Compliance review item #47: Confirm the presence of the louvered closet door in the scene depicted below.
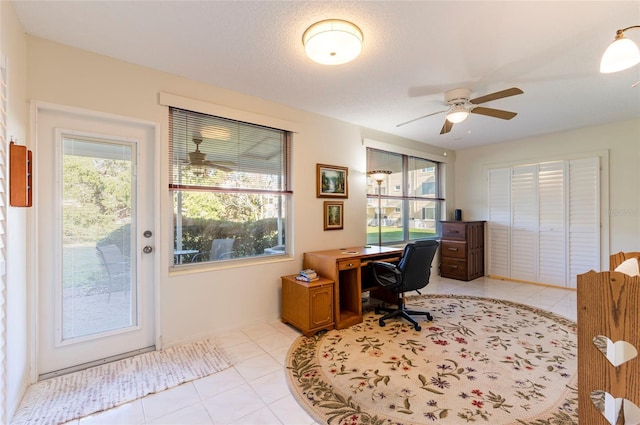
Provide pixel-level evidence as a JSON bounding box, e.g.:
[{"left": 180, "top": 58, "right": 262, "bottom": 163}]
[
  {"left": 510, "top": 165, "right": 538, "bottom": 282},
  {"left": 538, "top": 162, "right": 567, "bottom": 285},
  {"left": 488, "top": 168, "right": 511, "bottom": 277},
  {"left": 568, "top": 157, "right": 600, "bottom": 288}
]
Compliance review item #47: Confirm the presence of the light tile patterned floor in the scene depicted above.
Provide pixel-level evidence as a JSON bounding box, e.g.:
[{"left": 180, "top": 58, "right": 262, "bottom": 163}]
[{"left": 64, "top": 275, "right": 576, "bottom": 425}]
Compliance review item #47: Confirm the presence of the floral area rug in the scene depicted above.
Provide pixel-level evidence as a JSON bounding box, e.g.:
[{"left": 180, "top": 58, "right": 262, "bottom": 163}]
[{"left": 285, "top": 295, "right": 578, "bottom": 424}]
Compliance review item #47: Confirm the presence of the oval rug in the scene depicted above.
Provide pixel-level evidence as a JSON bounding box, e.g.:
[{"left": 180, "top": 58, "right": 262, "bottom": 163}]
[{"left": 285, "top": 295, "right": 578, "bottom": 424}]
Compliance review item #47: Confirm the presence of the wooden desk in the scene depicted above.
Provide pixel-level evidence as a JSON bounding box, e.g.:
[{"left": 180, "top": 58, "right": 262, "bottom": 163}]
[{"left": 303, "top": 246, "right": 403, "bottom": 329}]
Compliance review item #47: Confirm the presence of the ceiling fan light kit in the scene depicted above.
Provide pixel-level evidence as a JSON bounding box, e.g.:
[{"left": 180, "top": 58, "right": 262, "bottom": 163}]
[
  {"left": 446, "top": 105, "right": 470, "bottom": 124},
  {"left": 397, "top": 87, "right": 523, "bottom": 135},
  {"left": 600, "top": 26, "right": 640, "bottom": 73},
  {"left": 303, "top": 19, "right": 363, "bottom": 65}
]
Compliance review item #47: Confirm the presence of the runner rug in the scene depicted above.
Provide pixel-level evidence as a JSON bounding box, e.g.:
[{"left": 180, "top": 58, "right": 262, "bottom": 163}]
[
  {"left": 11, "top": 338, "right": 232, "bottom": 425},
  {"left": 285, "top": 295, "right": 578, "bottom": 424}
]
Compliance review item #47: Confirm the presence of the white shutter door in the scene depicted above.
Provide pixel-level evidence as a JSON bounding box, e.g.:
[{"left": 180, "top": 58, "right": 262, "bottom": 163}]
[
  {"left": 568, "top": 157, "right": 600, "bottom": 288},
  {"left": 538, "top": 161, "right": 567, "bottom": 285},
  {"left": 488, "top": 168, "right": 510, "bottom": 277},
  {"left": 511, "top": 165, "right": 538, "bottom": 282}
]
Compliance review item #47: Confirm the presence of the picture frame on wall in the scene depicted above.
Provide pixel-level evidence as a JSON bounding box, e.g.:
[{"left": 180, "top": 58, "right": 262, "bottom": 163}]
[
  {"left": 323, "top": 201, "right": 344, "bottom": 230},
  {"left": 316, "top": 164, "right": 348, "bottom": 198}
]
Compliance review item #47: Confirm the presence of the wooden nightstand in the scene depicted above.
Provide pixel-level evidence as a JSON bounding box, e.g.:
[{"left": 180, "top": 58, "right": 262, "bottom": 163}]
[{"left": 281, "top": 275, "right": 334, "bottom": 336}]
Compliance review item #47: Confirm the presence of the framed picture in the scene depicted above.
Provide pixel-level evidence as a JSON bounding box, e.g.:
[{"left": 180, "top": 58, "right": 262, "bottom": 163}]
[
  {"left": 323, "top": 201, "right": 344, "bottom": 230},
  {"left": 317, "top": 164, "right": 348, "bottom": 198}
]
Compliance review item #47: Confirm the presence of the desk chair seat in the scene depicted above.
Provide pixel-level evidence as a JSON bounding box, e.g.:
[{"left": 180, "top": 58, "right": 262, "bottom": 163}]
[{"left": 368, "top": 240, "right": 439, "bottom": 331}]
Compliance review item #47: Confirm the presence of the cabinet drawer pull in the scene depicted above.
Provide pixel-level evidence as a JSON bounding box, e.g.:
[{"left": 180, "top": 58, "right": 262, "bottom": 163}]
[
  {"left": 448, "top": 265, "right": 459, "bottom": 270},
  {"left": 447, "top": 247, "right": 459, "bottom": 251},
  {"left": 347, "top": 263, "right": 353, "bottom": 267}
]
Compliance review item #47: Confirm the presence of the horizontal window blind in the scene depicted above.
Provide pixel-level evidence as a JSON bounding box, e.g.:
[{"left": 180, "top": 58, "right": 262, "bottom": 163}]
[
  {"left": 169, "top": 107, "right": 291, "bottom": 193},
  {"left": 367, "top": 148, "right": 444, "bottom": 200}
]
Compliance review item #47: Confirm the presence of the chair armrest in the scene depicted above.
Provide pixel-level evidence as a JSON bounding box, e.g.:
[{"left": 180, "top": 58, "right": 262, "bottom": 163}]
[
  {"left": 369, "top": 261, "right": 398, "bottom": 273},
  {"left": 368, "top": 261, "right": 402, "bottom": 289}
]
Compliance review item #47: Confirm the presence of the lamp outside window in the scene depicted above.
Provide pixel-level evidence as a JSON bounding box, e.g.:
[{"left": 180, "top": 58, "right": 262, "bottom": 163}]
[
  {"left": 303, "top": 19, "right": 363, "bottom": 65},
  {"left": 600, "top": 26, "right": 640, "bottom": 73},
  {"left": 368, "top": 170, "right": 392, "bottom": 248}
]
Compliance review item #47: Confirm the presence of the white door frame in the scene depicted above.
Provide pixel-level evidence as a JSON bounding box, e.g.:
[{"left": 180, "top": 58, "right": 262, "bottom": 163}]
[{"left": 28, "top": 101, "right": 162, "bottom": 382}]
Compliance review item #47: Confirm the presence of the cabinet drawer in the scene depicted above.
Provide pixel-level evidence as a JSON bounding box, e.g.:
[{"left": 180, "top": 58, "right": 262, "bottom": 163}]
[
  {"left": 442, "top": 222, "right": 467, "bottom": 240},
  {"left": 338, "top": 259, "right": 361, "bottom": 270},
  {"left": 440, "top": 258, "right": 468, "bottom": 280},
  {"left": 441, "top": 241, "right": 467, "bottom": 259}
]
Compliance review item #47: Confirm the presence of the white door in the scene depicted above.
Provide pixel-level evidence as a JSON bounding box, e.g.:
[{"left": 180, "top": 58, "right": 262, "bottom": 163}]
[
  {"left": 510, "top": 165, "right": 538, "bottom": 282},
  {"left": 568, "top": 157, "right": 600, "bottom": 288},
  {"left": 35, "top": 104, "right": 157, "bottom": 377},
  {"left": 487, "top": 167, "right": 511, "bottom": 278},
  {"left": 538, "top": 161, "right": 567, "bottom": 286}
]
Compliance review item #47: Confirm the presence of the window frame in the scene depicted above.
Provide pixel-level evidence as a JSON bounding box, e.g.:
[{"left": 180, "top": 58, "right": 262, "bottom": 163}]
[
  {"left": 162, "top": 95, "right": 296, "bottom": 268},
  {"left": 366, "top": 148, "right": 444, "bottom": 246}
]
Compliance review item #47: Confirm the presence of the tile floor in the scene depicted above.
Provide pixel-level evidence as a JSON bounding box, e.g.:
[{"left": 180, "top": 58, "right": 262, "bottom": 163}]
[{"left": 63, "top": 275, "right": 577, "bottom": 425}]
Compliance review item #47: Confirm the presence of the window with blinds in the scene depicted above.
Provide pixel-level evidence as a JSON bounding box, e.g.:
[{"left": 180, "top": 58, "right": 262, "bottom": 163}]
[
  {"left": 366, "top": 148, "right": 443, "bottom": 245},
  {"left": 169, "top": 107, "right": 292, "bottom": 265}
]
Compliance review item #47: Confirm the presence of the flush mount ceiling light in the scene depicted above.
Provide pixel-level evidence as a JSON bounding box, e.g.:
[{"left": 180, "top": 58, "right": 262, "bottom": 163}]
[
  {"left": 446, "top": 104, "right": 470, "bottom": 124},
  {"left": 600, "top": 25, "right": 640, "bottom": 73},
  {"left": 303, "top": 19, "right": 363, "bottom": 65}
]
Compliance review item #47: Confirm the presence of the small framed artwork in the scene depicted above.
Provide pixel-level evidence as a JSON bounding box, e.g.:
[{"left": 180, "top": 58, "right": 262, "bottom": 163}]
[
  {"left": 317, "top": 164, "right": 348, "bottom": 198},
  {"left": 323, "top": 201, "right": 344, "bottom": 231}
]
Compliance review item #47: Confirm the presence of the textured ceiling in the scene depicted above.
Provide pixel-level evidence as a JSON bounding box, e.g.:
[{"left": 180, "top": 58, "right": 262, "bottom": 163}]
[{"left": 12, "top": 1, "right": 640, "bottom": 150}]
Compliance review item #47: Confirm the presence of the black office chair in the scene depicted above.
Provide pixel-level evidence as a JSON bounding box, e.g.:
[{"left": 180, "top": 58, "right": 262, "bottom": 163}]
[{"left": 368, "top": 239, "right": 439, "bottom": 331}]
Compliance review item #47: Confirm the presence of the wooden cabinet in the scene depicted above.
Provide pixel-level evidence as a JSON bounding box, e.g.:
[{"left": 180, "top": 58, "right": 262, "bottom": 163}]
[
  {"left": 281, "top": 275, "right": 334, "bottom": 336},
  {"left": 440, "top": 221, "right": 485, "bottom": 281},
  {"left": 10, "top": 142, "right": 33, "bottom": 207}
]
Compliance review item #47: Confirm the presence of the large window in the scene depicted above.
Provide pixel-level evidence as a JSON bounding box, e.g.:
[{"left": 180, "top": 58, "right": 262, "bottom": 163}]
[
  {"left": 366, "top": 148, "right": 442, "bottom": 245},
  {"left": 169, "top": 107, "right": 291, "bottom": 265}
]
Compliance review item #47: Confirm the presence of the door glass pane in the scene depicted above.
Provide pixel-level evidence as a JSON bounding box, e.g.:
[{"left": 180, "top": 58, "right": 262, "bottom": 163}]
[{"left": 61, "top": 137, "right": 136, "bottom": 341}]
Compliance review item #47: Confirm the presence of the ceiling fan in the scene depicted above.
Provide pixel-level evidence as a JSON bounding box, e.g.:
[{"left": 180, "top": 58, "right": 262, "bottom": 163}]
[
  {"left": 185, "top": 138, "right": 235, "bottom": 173},
  {"left": 397, "top": 87, "right": 524, "bottom": 135}
]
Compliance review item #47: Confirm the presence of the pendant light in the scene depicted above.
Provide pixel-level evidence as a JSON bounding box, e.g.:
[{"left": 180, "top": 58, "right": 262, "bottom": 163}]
[{"left": 600, "top": 26, "right": 640, "bottom": 73}]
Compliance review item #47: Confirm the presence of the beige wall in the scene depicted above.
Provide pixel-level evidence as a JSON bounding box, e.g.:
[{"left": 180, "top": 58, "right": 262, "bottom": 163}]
[
  {"left": 454, "top": 118, "right": 640, "bottom": 269},
  {"left": 2, "top": 1, "right": 29, "bottom": 420},
  {"left": 25, "top": 37, "right": 453, "bottom": 350}
]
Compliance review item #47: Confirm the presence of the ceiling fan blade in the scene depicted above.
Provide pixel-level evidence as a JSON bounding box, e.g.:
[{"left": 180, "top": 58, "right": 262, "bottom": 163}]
[
  {"left": 207, "top": 160, "right": 236, "bottom": 167},
  {"left": 206, "top": 163, "right": 234, "bottom": 173},
  {"left": 471, "top": 106, "right": 517, "bottom": 120},
  {"left": 396, "top": 109, "right": 448, "bottom": 128},
  {"left": 470, "top": 87, "right": 523, "bottom": 105},
  {"left": 440, "top": 119, "right": 454, "bottom": 135}
]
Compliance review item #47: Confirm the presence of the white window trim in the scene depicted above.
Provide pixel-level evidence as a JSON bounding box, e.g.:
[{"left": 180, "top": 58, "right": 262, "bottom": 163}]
[
  {"left": 362, "top": 138, "right": 449, "bottom": 163},
  {"left": 159, "top": 92, "right": 300, "bottom": 134}
]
